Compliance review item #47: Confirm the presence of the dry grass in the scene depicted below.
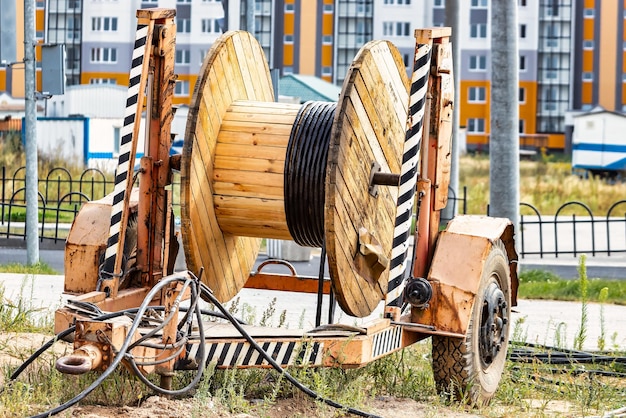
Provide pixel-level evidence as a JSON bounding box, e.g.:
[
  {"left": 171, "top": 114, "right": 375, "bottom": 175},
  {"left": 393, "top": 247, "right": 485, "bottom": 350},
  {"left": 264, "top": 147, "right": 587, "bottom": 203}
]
[{"left": 459, "top": 154, "right": 626, "bottom": 215}]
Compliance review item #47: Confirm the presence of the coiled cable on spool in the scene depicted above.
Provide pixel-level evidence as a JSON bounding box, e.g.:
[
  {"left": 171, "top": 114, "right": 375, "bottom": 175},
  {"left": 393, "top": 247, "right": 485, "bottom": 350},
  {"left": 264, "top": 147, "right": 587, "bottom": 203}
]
[{"left": 284, "top": 101, "right": 336, "bottom": 247}]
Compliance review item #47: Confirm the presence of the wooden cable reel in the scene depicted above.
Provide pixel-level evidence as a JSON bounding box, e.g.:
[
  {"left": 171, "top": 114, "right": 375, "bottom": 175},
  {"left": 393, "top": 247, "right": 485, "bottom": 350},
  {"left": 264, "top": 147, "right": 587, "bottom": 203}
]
[{"left": 181, "top": 31, "right": 409, "bottom": 317}]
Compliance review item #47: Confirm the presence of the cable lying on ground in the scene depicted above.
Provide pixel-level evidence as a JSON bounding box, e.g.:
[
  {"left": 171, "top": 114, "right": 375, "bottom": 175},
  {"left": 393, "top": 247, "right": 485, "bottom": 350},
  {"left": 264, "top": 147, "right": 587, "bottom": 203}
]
[{"left": 5, "top": 271, "right": 380, "bottom": 418}]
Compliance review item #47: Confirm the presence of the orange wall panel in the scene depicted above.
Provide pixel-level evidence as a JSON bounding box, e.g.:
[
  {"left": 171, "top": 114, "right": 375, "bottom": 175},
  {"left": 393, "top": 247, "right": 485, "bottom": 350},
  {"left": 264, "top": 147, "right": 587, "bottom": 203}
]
[
  {"left": 519, "top": 81, "right": 537, "bottom": 134},
  {"left": 321, "top": 45, "right": 332, "bottom": 66},
  {"left": 582, "top": 50, "right": 594, "bottom": 71},
  {"left": 283, "top": 44, "right": 294, "bottom": 66},
  {"left": 581, "top": 82, "right": 593, "bottom": 103},
  {"left": 546, "top": 134, "right": 565, "bottom": 149},
  {"left": 284, "top": 14, "right": 294, "bottom": 34},
  {"left": 322, "top": 14, "right": 333, "bottom": 34}
]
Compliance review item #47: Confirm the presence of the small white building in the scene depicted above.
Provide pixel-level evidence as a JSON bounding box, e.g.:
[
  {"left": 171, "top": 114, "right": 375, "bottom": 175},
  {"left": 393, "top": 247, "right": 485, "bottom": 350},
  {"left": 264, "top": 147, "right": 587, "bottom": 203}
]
[
  {"left": 571, "top": 107, "right": 626, "bottom": 177},
  {"left": 40, "top": 85, "right": 189, "bottom": 170}
]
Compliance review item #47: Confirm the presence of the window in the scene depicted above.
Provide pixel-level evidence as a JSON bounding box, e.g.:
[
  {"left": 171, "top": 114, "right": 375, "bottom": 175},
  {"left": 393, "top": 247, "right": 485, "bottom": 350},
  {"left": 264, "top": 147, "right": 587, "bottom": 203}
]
[
  {"left": 582, "top": 72, "right": 593, "bottom": 81},
  {"left": 177, "top": 18, "right": 191, "bottom": 33},
  {"left": 403, "top": 53, "right": 410, "bottom": 67},
  {"left": 285, "top": 3, "right": 294, "bottom": 12},
  {"left": 92, "top": 17, "right": 118, "bottom": 32},
  {"left": 175, "top": 80, "right": 190, "bottom": 96},
  {"left": 583, "top": 40, "right": 594, "bottom": 49},
  {"left": 622, "top": 73, "right": 626, "bottom": 82},
  {"left": 434, "top": 0, "right": 445, "bottom": 6},
  {"left": 176, "top": 49, "right": 190, "bottom": 64},
  {"left": 90, "top": 78, "right": 116, "bottom": 84},
  {"left": 519, "top": 119, "right": 525, "bottom": 133},
  {"left": 518, "top": 0, "right": 526, "bottom": 6},
  {"left": 396, "top": 22, "right": 410, "bottom": 36},
  {"left": 322, "top": 66, "right": 332, "bottom": 76},
  {"left": 470, "top": 23, "right": 487, "bottom": 38},
  {"left": 467, "top": 118, "right": 485, "bottom": 133},
  {"left": 284, "top": 34, "right": 294, "bottom": 43},
  {"left": 584, "top": 8, "right": 594, "bottom": 18},
  {"left": 471, "top": 0, "right": 487, "bottom": 8},
  {"left": 283, "top": 66, "right": 293, "bottom": 75},
  {"left": 90, "top": 47, "right": 117, "bottom": 63},
  {"left": 323, "top": 4, "right": 333, "bottom": 13},
  {"left": 519, "top": 24, "right": 526, "bottom": 38},
  {"left": 383, "top": 22, "right": 393, "bottom": 36},
  {"left": 469, "top": 55, "right": 487, "bottom": 71},
  {"left": 546, "top": 3, "right": 559, "bottom": 16},
  {"left": 201, "top": 19, "right": 219, "bottom": 33},
  {"left": 519, "top": 87, "right": 526, "bottom": 103},
  {"left": 322, "top": 35, "right": 333, "bottom": 44},
  {"left": 468, "top": 86, "right": 486, "bottom": 102},
  {"left": 177, "top": 0, "right": 191, "bottom": 3},
  {"left": 519, "top": 55, "right": 526, "bottom": 71}
]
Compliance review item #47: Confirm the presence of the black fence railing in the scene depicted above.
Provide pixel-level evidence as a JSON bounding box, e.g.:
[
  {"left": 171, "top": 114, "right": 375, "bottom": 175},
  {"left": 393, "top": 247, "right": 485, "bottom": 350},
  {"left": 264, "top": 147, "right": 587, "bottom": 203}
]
[
  {"left": 2, "top": 165, "right": 626, "bottom": 258},
  {"left": 518, "top": 200, "right": 626, "bottom": 258}
]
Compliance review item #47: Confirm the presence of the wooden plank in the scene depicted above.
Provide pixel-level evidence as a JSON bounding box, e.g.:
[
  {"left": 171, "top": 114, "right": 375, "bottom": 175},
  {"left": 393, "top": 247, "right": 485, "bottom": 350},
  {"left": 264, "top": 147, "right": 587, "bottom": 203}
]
[
  {"left": 231, "top": 33, "right": 258, "bottom": 100},
  {"left": 213, "top": 181, "right": 283, "bottom": 199},
  {"left": 219, "top": 224, "right": 292, "bottom": 240},
  {"left": 215, "top": 143, "right": 286, "bottom": 161},
  {"left": 354, "top": 66, "right": 405, "bottom": 174},
  {"left": 217, "top": 129, "right": 293, "bottom": 147},
  {"left": 213, "top": 169, "right": 283, "bottom": 189},
  {"left": 224, "top": 103, "right": 300, "bottom": 123},
  {"left": 214, "top": 155, "right": 285, "bottom": 175}
]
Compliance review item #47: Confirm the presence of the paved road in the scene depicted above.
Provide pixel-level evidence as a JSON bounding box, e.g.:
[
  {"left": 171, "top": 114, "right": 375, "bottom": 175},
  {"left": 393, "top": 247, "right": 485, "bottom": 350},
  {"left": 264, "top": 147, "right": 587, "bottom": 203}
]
[
  {"left": 0, "top": 272, "right": 624, "bottom": 351},
  {"left": 1, "top": 239, "right": 626, "bottom": 351},
  {"left": 1, "top": 244, "right": 626, "bottom": 280}
]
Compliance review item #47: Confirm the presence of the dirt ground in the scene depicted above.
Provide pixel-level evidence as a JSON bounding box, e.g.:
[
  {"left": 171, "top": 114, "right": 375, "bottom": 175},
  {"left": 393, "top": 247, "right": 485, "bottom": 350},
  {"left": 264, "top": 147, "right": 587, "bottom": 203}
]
[
  {"left": 1, "top": 333, "right": 578, "bottom": 418},
  {"left": 66, "top": 396, "right": 485, "bottom": 418}
]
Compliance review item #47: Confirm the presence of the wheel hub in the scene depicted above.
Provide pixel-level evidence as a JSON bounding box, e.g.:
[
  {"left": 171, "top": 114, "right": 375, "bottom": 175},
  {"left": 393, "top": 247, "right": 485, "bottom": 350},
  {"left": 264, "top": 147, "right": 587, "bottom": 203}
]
[{"left": 479, "top": 281, "right": 508, "bottom": 367}]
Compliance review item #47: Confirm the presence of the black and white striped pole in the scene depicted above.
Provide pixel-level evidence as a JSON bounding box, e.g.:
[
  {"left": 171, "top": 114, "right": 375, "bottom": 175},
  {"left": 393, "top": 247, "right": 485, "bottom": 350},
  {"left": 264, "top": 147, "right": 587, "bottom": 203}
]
[
  {"left": 385, "top": 35, "right": 433, "bottom": 320},
  {"left": 99, "top": 22, "right": 153, "bottom": 296}
]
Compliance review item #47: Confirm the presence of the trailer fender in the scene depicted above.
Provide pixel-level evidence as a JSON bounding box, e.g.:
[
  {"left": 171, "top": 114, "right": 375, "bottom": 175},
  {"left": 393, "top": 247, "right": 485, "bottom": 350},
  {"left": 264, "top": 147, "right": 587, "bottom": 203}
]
[{"left": 411, "top": 215, "right": 518, "bottom": 336}]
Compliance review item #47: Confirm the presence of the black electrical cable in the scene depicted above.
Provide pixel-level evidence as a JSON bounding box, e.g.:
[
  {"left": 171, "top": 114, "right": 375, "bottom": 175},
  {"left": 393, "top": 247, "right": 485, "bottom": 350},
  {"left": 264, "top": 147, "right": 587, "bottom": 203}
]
[
  {"left": 6, "top": 305, "right": 246, "bottom": 385},
  {"left": 197, "top": 279, "right": 382, "bottom": 418},
  {"left": 125, "top": 281, "right": 207, "bottom": 396},
  {"left": 14, "top": 274, "right": 200, "bottom": 418},
  {"left": 11, "top": 272, "right": 380, "bottom": 417},
  {"left": 508, "top": 342, "right": 626, "bottom": 378},
  {"left": 284, "top": 100, "right": 336, "bottom": 247}
]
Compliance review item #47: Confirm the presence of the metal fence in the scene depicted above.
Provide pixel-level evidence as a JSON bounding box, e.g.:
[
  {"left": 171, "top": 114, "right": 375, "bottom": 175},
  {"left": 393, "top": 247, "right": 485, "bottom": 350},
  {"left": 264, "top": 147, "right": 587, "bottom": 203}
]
[
  {"left": 2, "top": 165, "right": 626, "bottom": 258},
  {"left": 518, "top": 201, "right": 626, "bottom": 258},
  {"left": 0, "top": 166, "right": 114, "bottom": 243}
]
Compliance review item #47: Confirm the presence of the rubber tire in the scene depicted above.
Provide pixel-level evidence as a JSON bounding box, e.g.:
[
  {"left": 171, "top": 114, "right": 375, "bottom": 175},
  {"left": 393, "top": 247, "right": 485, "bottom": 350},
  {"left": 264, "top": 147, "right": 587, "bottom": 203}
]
[{"left": 431, "top": 240, "right": 511, "bottom": 405}]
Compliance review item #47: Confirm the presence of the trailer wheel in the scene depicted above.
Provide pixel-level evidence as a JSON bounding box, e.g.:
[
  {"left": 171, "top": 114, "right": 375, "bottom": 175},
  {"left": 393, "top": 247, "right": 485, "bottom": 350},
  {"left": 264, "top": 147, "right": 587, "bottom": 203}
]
[{"left": 431, "top": 240, "right": 511, "bottom": 405}]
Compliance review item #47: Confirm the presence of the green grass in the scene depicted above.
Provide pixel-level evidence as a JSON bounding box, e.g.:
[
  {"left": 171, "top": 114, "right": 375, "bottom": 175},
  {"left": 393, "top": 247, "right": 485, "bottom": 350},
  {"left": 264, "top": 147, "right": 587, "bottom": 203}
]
[
  {"left": 0, "top": 262, "right": 58, "bottom": 275},
  {"left": 5, "top": 207, "right": 78, "bottom": 223},
  {"left": 518, "top": 269, "right": 626, "bottom": 305}
]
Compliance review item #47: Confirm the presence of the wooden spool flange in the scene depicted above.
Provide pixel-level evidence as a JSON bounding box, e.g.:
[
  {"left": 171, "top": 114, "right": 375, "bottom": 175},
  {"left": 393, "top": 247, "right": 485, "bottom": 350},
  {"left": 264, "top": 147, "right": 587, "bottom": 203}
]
[{"left": 181, "top": 31, "right": 409, "bottom": 317}]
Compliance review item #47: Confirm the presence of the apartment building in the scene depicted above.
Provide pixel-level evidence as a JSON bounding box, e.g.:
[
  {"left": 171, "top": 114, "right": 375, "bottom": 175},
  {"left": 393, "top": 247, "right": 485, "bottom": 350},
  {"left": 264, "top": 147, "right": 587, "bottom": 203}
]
[{"left": 3, "top": 0, "right": 625, "bottom": 153}]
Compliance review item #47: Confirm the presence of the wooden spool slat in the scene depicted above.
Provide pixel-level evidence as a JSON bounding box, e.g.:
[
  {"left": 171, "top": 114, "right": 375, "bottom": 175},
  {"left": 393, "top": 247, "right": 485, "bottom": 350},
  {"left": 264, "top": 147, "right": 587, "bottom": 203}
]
[
  {"left": 325, "top": 40, "right": 410, "bottom": 317},
  {"left": 181, "top": 31, "right": 275, "bottom": 302}
]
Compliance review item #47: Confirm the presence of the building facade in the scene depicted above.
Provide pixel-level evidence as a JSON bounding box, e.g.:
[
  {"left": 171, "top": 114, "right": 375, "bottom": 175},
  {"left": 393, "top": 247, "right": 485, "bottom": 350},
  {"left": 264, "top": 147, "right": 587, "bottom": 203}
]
[{"left": 3, "top": 0, "right": 626, "bottom": 153}]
